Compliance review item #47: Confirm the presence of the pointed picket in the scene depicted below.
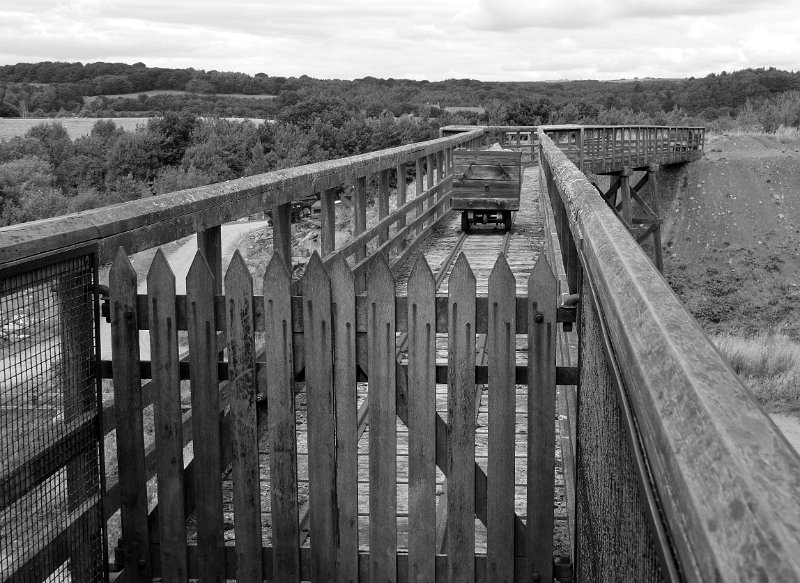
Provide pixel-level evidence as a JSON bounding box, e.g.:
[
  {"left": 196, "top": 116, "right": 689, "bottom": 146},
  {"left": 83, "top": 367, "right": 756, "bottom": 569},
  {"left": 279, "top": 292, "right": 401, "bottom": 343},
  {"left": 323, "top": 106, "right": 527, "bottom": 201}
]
[
  {"left": 367, "top": 253, "right": 397, "bottom": 583},
  {"left": 263, "top": 252, "right": 300, "bottom": 582},
  {"left": 186, "top": 251, "right": 224, "bottom": 583},
  {"left": 527, "top": 254, "right": 557, "bottom": 583},
  {"left": 224, "top": 250, "right": 262, "bottom": 582},
  {"left": 302, "top": 252, "right": 337, "bottom": 582},
  {"left": 487, "top": 253, "right": 516, "bottom": 583},
  {"left": 407, "top": 255, "right": 436, "bottom": 583},
  {"left": 109, "top": 247, "right": 151, "bottom": 582},
  {"left": 446, "top": 253, "right": 476, "bottom": 582},
  {"left": 147, "top": 249, "right": 187, "bottom": 582},
  {"left": 329, "top": 253, "right": 359, "bottom": 582}
]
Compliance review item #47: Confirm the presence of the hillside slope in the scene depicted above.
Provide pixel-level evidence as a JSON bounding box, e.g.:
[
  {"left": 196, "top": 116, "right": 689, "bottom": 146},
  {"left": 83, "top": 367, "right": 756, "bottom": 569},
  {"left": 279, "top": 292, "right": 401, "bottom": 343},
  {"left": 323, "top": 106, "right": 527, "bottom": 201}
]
[{"left": 660, "top": 133, "right": 800, "bottom": 339}]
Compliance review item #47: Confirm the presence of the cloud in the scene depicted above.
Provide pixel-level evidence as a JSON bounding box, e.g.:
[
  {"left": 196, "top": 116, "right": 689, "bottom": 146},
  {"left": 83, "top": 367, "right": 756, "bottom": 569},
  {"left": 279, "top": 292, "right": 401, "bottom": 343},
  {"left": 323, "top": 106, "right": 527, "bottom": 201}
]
[{"left": 0, "top": 0, "right": 799, "bottom": 81}]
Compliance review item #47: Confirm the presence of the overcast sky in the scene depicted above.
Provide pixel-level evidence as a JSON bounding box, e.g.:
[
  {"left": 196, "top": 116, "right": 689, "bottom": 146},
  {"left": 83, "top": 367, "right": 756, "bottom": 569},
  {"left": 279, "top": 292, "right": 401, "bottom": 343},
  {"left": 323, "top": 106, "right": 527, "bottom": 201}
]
[{"left": 1, "top": 0, "right": 797, "bottom": 82}]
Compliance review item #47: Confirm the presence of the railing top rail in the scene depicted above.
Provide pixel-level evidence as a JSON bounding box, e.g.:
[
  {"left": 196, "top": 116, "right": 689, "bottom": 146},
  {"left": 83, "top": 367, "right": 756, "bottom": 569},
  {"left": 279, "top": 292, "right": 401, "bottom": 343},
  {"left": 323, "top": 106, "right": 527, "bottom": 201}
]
[
  {"left": 442, "top": 124, "right": 706, "bottom": 132},
  {"left": 0, "top": 129, "right": 484, "bottom": 267},
  {"left": 538, "top": 129, "right": 800, "bottom": 581}
]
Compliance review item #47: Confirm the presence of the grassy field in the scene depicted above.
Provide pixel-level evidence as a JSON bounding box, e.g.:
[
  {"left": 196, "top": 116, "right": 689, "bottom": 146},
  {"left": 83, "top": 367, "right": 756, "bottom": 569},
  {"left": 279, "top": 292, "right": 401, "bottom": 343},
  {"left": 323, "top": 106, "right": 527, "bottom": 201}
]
[
  {"left": 712, "top": 332, "right": 800, "bottom": 416},
  {"left": 0, "top": 117, "right": 149, "bottom": 140},
  {"left": 0, "top": 116, "right": 270, "bottom": 140},
  {"left": 82, "top": 90, "right": 276, "bottom": 104}
]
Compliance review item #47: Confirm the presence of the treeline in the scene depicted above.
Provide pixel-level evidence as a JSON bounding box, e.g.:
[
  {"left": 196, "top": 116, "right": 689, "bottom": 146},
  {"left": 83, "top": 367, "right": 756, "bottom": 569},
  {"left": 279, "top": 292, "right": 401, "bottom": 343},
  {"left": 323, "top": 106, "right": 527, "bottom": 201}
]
[
  {"left": 1, "top": 61, "right": 799, "bottom": 123},
  {"left": 0, "top": 109, "right": 437, "bottom": 226}
]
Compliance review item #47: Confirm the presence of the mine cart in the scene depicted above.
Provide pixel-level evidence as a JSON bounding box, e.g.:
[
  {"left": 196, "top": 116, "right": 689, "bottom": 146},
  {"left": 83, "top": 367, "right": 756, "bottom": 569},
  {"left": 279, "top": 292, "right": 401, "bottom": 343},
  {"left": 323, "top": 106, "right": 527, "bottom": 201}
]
[{"left": 451, "top": 148, "right": 522, "bottom": 232}]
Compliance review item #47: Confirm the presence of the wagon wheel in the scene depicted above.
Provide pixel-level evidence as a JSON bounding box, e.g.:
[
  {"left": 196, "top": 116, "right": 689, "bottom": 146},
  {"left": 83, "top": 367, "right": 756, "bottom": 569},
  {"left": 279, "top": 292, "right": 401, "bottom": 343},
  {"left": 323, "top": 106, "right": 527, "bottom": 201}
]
[
  {"left": 461, "top": 211, "right": 471, "bottom": 233},
  {"left": 503, "top": 210, "right": 513, "bottom": 232}
]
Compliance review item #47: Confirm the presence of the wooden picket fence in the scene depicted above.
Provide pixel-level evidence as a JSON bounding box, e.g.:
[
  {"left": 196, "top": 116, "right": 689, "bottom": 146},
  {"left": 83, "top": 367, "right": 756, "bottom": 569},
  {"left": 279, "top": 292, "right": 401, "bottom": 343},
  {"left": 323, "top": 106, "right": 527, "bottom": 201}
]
[{"left": 108, "top": 246, "right": 560, "bottom": 582}]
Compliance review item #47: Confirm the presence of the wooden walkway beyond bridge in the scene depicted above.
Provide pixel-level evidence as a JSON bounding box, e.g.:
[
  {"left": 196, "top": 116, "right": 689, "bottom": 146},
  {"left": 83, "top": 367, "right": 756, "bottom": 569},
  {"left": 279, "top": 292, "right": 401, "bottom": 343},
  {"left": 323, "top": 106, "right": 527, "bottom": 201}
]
[{"left": 2, "top": 124, "right": 800, "bottom": 583}]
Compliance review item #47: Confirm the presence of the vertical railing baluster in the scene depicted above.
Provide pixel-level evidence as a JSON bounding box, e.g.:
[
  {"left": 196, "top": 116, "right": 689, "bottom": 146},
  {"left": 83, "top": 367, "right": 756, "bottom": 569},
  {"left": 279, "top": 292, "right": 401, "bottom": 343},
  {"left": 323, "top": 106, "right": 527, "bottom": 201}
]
[
  {"left": 148, "top": 250, "right": 188, "bottom": 582},
  {"left": 367, "top": 254, "right": 397, "bottom": 582},
  {"left": 187, "top": 252, "right": 224, "bottom": 583},
  {"left": 264, "top": 253, "right": 300, "bottom": 581},
  {"left": 225, "top": 251, "right": 262, "bottom": 582},
  {"left": 527, "top": 255, "right": 557, "bottom": 583},
  {"left": 109, "top": 248, "right": 152, "bottom": 583}
]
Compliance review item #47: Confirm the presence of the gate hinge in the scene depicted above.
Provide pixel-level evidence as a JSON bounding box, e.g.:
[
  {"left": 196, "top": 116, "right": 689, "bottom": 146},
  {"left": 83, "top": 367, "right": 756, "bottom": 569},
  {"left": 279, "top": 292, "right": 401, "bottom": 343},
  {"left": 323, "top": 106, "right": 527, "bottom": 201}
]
[
  {"left": 554, "top": 554, "right": 574, "bottom": 582},
  {"left": 559, "top": 294, "right": 580, "bottom": 332},
  {"left": 96, "top": 284, "right": 110, "bottom": 322}
]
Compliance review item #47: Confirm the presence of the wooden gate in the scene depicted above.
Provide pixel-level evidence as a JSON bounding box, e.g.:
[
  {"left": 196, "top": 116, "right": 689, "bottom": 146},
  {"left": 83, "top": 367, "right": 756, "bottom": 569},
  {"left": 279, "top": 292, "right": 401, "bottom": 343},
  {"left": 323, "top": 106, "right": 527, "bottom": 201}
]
[{"left": 108, "top": 247, "right": 560, "bottom": 582}]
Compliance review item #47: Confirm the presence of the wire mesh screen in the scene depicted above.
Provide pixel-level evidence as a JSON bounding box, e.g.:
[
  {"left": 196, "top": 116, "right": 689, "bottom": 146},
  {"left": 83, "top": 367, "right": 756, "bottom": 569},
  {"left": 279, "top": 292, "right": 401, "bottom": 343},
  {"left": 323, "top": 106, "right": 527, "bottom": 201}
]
[
  {"left": 1, "top": 249, "right": 105, "bottom": 583},
  {"left": 575, "top": 286, "right": 664, "bottom": 582}
]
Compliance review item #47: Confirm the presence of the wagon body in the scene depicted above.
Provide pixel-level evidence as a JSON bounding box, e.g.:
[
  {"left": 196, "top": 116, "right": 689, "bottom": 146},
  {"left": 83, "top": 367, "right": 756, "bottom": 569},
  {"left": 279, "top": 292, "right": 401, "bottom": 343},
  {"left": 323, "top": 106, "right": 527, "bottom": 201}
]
[{"left": 451, "top": 149, "right": 522, "bottom": 231}]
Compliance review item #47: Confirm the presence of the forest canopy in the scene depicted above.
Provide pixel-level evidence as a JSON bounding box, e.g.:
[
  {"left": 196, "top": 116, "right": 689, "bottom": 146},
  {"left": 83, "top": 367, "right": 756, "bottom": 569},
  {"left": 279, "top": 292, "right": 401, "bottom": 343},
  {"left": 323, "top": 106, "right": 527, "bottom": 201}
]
[{"left": 2, "top": 61, "right": 800, "bottom": 226}]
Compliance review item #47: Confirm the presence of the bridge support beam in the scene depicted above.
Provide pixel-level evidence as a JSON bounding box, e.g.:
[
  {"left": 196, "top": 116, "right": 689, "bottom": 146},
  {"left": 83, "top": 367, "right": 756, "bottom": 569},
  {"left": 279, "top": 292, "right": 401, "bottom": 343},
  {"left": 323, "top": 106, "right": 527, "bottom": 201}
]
[
  {"left": 593, "top": 165, "right": 664, "bottom": 272},
  {"left": 272, "top": 203, "right": 292, "bottom": 269}
]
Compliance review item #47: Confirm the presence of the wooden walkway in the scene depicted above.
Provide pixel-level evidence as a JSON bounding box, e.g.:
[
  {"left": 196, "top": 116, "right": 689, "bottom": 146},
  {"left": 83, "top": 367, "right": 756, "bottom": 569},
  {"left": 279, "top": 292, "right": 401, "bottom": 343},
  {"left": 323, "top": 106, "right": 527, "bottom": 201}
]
[{"left": 201, "top": 165, "right": 571, "bottom": 562}]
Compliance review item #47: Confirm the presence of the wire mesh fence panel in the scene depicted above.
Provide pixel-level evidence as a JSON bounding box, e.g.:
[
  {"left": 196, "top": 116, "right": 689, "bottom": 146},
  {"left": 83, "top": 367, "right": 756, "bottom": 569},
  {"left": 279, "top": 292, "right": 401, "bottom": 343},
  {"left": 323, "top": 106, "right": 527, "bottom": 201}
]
[{"left": 1, "top": 248, "right": 105, "bottom": 583}]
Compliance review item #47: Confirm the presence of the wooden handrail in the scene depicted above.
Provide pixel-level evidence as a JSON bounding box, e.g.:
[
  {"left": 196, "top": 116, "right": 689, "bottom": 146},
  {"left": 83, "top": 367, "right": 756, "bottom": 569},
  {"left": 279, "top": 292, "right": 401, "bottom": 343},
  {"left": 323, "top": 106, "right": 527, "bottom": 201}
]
[
  {"left": 0, "top": 129, "right": 483, "bottom": 267},
  {"left": 538, "top": 129, "right": 800, "bottom": 582}
]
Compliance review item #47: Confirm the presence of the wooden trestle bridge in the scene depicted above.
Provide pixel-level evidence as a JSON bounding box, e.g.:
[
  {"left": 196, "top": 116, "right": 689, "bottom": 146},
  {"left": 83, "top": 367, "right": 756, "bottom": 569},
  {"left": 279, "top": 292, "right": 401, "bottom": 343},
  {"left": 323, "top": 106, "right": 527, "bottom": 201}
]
[{"left": 2, "top": 124, "right": 800, "bottom": 583}]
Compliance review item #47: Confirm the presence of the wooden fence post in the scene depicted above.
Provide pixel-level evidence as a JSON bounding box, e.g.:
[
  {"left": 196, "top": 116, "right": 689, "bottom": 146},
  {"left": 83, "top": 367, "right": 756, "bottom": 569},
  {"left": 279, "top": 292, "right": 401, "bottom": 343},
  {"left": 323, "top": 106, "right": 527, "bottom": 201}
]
[
  {"left": 527, "top": 255, "right": 557, "bottom": 583},
  {"left": 303, "top": 253, "right": 338, "bottom": 582},
  {"left": 620, "top": 167, "right": 632, "bottom": 226},
  {"left": 447, "top": 253, "right": 476, "bottom": 582},
  {"left": 488, "top": 254, "right": 516, "bottom": 582},
  {"left": 147, "top": 250, "right": 188, "bottom": 582},
  {"left": 320, "top": 188, "right": 337, "bottom": 257},
  {"left": 224, "top": 251, "right": 262, "bottom": 582},
  {"left": 396, "top": 163, "right": 407, "bottom": 237},
  {"left": 186, "top": 252, "right": 224, "bottom": 583},
  {"left": 407, "top": 256, "right": 436, "bottom": 582},
  {"left": 263, "top": 253, "right": 301, "bottom": 581},
  {"left": 367, "top": 255, "right": 397, "bottom": 582},
  {"left": 272, "top": 203, "right": 292, "bottom": 270},
  {"left": 416, "top": 157, "right": 425, "bottom": 236},
  {"left": 109, "top": 248, "right": 151, "bottom": 582},
  {"left": 354, "top": 176, "right": 368, "bottom": 292},
  {"left": 329, "top": 254, "right": 359, "bottom": 581},
  {"left": 197, "top": 225, "right": 222, "bottom": 294},
  {"left": 379, "top": 169, "right": 390, "bottom": 245}
]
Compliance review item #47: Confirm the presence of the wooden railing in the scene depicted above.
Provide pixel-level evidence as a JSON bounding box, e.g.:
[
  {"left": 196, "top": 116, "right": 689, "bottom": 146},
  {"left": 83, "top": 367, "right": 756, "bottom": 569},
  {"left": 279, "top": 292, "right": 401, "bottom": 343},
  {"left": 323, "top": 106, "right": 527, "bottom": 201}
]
[
  {"left": 441, "top": 124, "right": 705, "bottom": 173},
  {"left": 0, "top": 129, "right": 481, "bottom": 583},
  {"left": 0, "top": 129, "right": 484, "bottom": 270},
  {"left": 538, "top": 128, "right": 800, "bottom": 582},
  {"left": 542, "top": 124, "right": 704, "bottom": 172}
]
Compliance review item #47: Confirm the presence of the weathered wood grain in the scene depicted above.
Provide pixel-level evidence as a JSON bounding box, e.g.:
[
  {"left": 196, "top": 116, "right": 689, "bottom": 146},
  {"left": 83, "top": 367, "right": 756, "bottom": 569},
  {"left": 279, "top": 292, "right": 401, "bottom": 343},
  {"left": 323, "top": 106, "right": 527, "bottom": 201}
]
[
  {"left": 320, "top": 188, "right": 337, "bottom": 257},
  {"left": 264, "top": 253, "right": 300, "bottom": 582},
  {"left": 367, "top": 254, "right": 397, "bottom": 582},
  {"left": 539, "top": 130, "right": 800, "bottom": 582},
  {"left": 224, "top": 250, "right": 262, "bottom": 582},
  {"left": 487, "top": 254, "right": 516, "bottom": 583},
  {"left": 109, "top": 247, "right": 151, "bottom": 582},
  {"left": 447, "top": 253, "right": 476, "bottom": 582},
  {"left": 329, "top": 253, "right": 359, "bottom": 582},
  {"left": 526, "top": 254, "right": 557, "bottom": 583},
  {"left": 147, "top": 249, "right": 188, "bottom": 582},
  {"left": 272, "top": 203, "right": 292, "bottom": 269},
  {"left": 186, "top": 252, "right": 224, "bottom": 583},
  {"left": 379, "top": 169, "right": 390, "bottom": 245},
  {"left": 196, "top": 225, "right": 222, "bottom": 294},
  {"left": 407, "top": 256, "right": 436, "bottom": 582},
  {"left": 302, "top": 253, "right": 338, "bottom": 582}
]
